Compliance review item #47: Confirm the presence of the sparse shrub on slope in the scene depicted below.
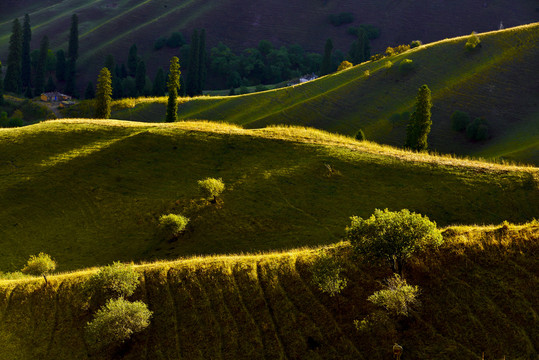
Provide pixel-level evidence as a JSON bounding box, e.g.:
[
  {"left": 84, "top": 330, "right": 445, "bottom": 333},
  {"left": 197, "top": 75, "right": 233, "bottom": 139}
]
[
  {"left": 347, "top": 209, "right": 443, "bottom": 275},
  {"left": 86, "top": 298, "right": 152, "bottom": 352},
  {"left": 311, "top": 250, "right": 347, "bottom": 297},
  {"left": 398, "top": 59, "right": 415, "bottom": 75},
  {"left": 368, "top": 274, "right": 420, "bottom": 317},
  {"left": 465, "top": 31, "right": 481, "bottom": 51},
  {"left": 21, "top": 252, "right": 56, "bottom": 285},
  {"left": 85, "top": 262, "right": 140, "bottom": 300},
  {"left": 337, "top": 60, "right": 353, "bottom": 71},
  {"left": 159, "top": 214, "right": 189, "bottom": 239},
  {"left": 451, "top": 110, "right": 471, "bottom": 132},
  {"left": 198, "top": 177, "right": 225, "bottom": 203}
]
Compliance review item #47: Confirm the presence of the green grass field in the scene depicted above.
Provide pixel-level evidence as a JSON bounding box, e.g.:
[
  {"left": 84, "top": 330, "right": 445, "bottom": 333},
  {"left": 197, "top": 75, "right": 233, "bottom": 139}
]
[
  {"left": 66, "top": 24, "right": 539, "bottom": 165},
  {"left": 0, "top": 224, "right": 537, "bottom": 359},
  {"left": 0, "top": 119, "right": 537, "bottom": 273}
]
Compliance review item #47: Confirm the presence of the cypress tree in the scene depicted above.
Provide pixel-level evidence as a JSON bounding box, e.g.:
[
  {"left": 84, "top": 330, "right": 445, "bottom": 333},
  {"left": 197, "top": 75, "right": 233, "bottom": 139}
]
[
  {"left": 104, "top": 54, "right": 114, "bottom": 73},
  {"left": 0, "top": 61, "right": 4, "bottom": 105},
  {"left": 24, "top": 85, "right": 33, "bottom": 98},
  {"left": 64, "top": 58, "right": 77, "bottom": 96},
  {"left": 68, "top": 14, "right": 79, "bottom": 61},
  {"left": 34, "top": 36, "right": 49, "bottom": 96},
  {"left": 55, "top": 49, "right": 66, "bottom": 82},
  {"left": 135, "top": 60, "right": 146, "bottom": 96},
  {"left": 120, "top": 63, "right": 127, "bottom": 79},
  {"left": 127, "top": 44, "right": 138, "bottom": 76},
  {"left": 320, "top": 38, "right": 333, "bottom": 76},
  {"left": 349, "top": 28, "right": 370, "bottom": 64},
  {"left": 45, "top": 76, "right": 55, "bottom": 92},
  {"left": 405, "top": 84, "right": 432, "bottom": 151},
  {"left": 165, "top": 56, "right": 181, "bottom": 122},
  {"left": 112, "top": 76, "right": 123, "bottom": 99},
  {"left": 4, "top": 19, "right": 23, "bottom": 94},
  {"left": 95, "top": 68, "right": 112, "bottom": 119},
  {"left": 197, "top": 29, "right": 206, "bottom": 95},
  {"left": 186, "top": 30, "right": 199, "bottom": 96},
  {"left": 152, "top": 67, "right": 166, "bottom": 96},
  {"left": 179, "top": 75, "right": 186, "bottom": 97},
  {"left": 21, "top": 14, "right": 32, "bottom": 90},
  {"left": 84, "top": 81, "right": 95, "bottom": 99}
]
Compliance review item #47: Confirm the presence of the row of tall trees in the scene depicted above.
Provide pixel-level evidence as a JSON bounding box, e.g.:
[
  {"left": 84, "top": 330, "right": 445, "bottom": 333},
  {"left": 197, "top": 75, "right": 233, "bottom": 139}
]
[{"left": 2, "top": 14, "right": 78, "bottom": 97}]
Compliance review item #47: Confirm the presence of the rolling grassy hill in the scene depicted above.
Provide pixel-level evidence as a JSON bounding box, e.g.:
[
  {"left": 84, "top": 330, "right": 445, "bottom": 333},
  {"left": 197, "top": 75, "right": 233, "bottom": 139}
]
[
  {"left": 0, "top": 0, "right": 537, "bottom": 94},
  {"left": 0, "top": 119, "right": 537, "bottom": 273},
  {"left": 96, "top": 24, "right": 539, "bottom": 165},
  {"left": 0, "top": 224, "right": 537, "bottom": 359}
]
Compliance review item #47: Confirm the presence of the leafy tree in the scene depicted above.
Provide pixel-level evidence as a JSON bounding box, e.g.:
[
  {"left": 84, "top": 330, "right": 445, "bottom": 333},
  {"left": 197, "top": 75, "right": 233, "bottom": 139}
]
[
  {"left": 4, "top": 18, "right": 23, "bottom": 94},
  {"left": 166, "top": 32, "right": 185, "bottom": 48},
  {"left": 186, "top": 30, "right": 200, "bottom": 96},
  {"left": 127, "top": 44, "right": 138, "bottom": 76},
  {"left": 21, "top": 252, "right": 57, "bottom": 285},
  {"left": 154, "top": 37, "right": 167, "bottom": 50},
  {"left": 152, "top": 67, "right": 166, "bottom": 96},
  {"left": 45, "top": 76, "right": 55, "bottom": 92},
  {"left": 84, "top": 81, "right": 95, "bottom": 99},
  {"left": 198, "top": 177, "right": 225, "bottom": 203},
  {"left": 349, "top": 28, "right": 370, "bottom": 64},
  {"left": 86, "top": 262, "right": 140, "bottom": 299},
  {"left": 398, "top": 58, "right": 414, "bottom": 75},
  {"left": 34, "top": 36, "right": 49, "bottom": 96},
  {"left": 55, "top": 49, "right": 66, "bottom": 82},
  {"left": 0, "top": 61, "right": 4, "bottom": 105},
  {"left": 165, "top": 56, "right": 181, "bottom": 122},
  {"left": 337, "top": 60, "right": 353, "bottom": 71},
  {"left": 466, "top": 117, "right": 489, "bottom": 141},
  {"left": 320, "top": 38, "right": 333, "bottom": 76},
  {"left": 85, "top": 298, "right": 152, "bottom": 351},
  {"left": 405, "top": 84, "right": 432, "bottom": 151},
  {"left": 465, "top": 31, "right": 481, "bottom": 51},
  {"left": 158, "top": 214, "right": 190, "bottom": 239},
  {"left": 346, "top": 208, "right": 443, "bottom": 275},
  {"left": 68, "top": 14, "right": 79, "bottom": 61},
  {"left": 410, "top": 40, "right": 422, "bottom": 48},
  {"left": 135, "top": 60, "right": 146, "bottom": 96},
  {"left": 21, "top": 14, "right": 32, "bottom": 90},
  {"left": 368, "top": 274, "right": 420, "bottom": 317},
  {"left": 311, "top": 251, "right": 347, "bottom": 297},
  {"left": 451, "top": 110, "right": 470, "bottom": 132},
  {"left": 355, "top": 129, "right": 366, "bottom": 141},
  {"left": 95, "top": 68, "right": 112, "bottom": 118}
]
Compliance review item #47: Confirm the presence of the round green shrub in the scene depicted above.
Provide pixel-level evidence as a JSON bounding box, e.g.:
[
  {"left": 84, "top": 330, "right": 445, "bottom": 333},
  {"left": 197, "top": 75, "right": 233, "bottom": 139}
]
[
  {"left": 347, "top": 209, "right": 443, "bottom": 274},
  {"left": 198, "top": 177, "right": 225, "bottom": 202},
  {"left": 410, "top": 40, "right": 422, "bottom": 48},
  {"left": 158, "top": 213, "right": 189, "bottom": 237},
  {"left": 86, "top": 298, "right": 152, "bottom": 351},
  {"left": 398, "top": 59, "right": 415, "bottom": 75},
  {"left": 86, "top": 262, "right": 140, "bottom": 299},
  {"left": 466, "top": 117, "right": 489, "bottom": 141},
  {"left": 153, "top": 37, "right": 167, "bottom": 50},
  {"left": 465, "top": 32, "right": 481, "bottom": 51},
  {"left": 451, "top": 110, "right": 470, "bottom": 132}
]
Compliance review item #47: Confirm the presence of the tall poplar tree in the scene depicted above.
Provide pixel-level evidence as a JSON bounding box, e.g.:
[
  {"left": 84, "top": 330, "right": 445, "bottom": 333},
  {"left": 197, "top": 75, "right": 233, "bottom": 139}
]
[
  {"left": 34, "top": 36, "right": 49, "bottom": 95},
  {"left": 55, "top": 49, "right": 66, "bottom": 82},
  {"left": 0, "top": 61, "right": 4, "bottom": 105},
  {"left": 152, "top": 67, "right": 165, "bottom": 96},
  {"left": 4, "top": 18, "right": 23, "bottom": 94},
  {"left": 197, "top": 29, "right": 206, "bottom": 95},
  {"left": 186, "top": 30, "right": 199, "bottom": 97},
  {"left": 127, "top": 44, "right": 138, "bottom": 76},
  {"left": 135, "top": 60, "right": 146, "bottom": 96},
  {"left": 64, "top": 59, "right": 77, "bottom": 96},
  {"left": 95, "top": 68, "right": 112, "bottom": 119},
  {"left": 21, "top": 14, "right": 32, "bottom": 90},
  {"left": 65, "top": 14, "right": 78, "bottom": 96},
  {"left": 320, "top": 38, "right": 333, "bottom": 76},
  {"left": 405, "top": 84, "right": 433, "bottom": 151},
  {"left": 165, "top": 57, "right": 181, "bottom": 123}
]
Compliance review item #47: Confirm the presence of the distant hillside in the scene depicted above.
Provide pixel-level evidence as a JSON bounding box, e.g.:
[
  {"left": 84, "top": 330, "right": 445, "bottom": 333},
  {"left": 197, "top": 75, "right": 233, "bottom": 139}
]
[
  {"left": 0, "top": 119, "right": 537, "bottom": 272},
  {"left": 0, "top": 0, "right": 537, "bottom": 93},
  {"left": 102, "top": 24, "right": 539, "bottom": 165},
  {"left": 0, "top": 224, "right": 537, "bottom": 359}
]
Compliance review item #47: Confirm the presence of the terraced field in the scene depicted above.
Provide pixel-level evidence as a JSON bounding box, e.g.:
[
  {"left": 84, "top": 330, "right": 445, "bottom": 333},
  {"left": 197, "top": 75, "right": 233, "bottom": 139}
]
[{"left": 1, "top": 225, "right": 537, "bottom": 359}]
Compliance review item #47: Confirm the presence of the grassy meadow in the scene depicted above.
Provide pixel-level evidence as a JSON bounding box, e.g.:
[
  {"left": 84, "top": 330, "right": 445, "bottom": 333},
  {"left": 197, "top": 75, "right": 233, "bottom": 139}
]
[
  {"left": 67, "top": 24, "right": 539, "bottom": 165},
  {"left": 0, "top": 224, "right": 537, "bottom": 359}
]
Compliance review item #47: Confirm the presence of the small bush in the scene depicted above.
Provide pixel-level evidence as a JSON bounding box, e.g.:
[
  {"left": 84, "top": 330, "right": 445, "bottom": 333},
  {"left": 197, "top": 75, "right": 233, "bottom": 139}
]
[
  {"left": 466, "top": 117, "right": 489, "bottom": 141},
  {"left": 86, "top": 298, "right": 152, "bottom": 351},
  {"left": 355, "top": 129, "right": 366, "bottom": 141},
  {"left": 398, "top": 59, "right": 414, "bottom": 75},
  {"left": 311, "top": 251, "right": 347, "bottom": 297},
  {"left": 86, "top": 262, "right": 140, "bottom": 299},
  {"left": 347, "top": 209, "right": 443, "bottom": 274},
  {"left": 410, "top": 40, "right": 422, "bottom": 48},
  {"left": 159, "top": 214, "right": 189, "bottom": 238},
  {"left": 368, "top": 274, "right": 420, "bottom": 317},
  {"left": 21, "top": 252, "right": 56, "bottom": 284},
  {"left": 153, "top": 37, "right": 167, "bottom": 50},
  {"left": 198, "top": 177, "right": 225, "bottom": 202},
  {"left": 465, "top": 31, "right": 481, "bottom": 51},
  {"left": 384, "top": 60, "right": 393, "bottom": 69},
  {"left": 329, "top": 12, "right": 354, "bottom": 26},
  {"left": 337, "top": 60, "right": 353, "bottom": 71},
  {"left": 451, "top": 110, "right": 471, "bottom": 132},
  {"left": 166, "top": 32, "right": 185, "bottom": 48}
]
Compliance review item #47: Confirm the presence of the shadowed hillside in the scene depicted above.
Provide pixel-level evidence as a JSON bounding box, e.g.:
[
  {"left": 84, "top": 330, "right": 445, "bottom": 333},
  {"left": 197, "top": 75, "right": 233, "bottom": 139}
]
[
  {"left": 0, "top": 119, "right": 537, "bottom": 272},
  {"left": 0, "top": 0, "right": 537, "bottom": 94},
  {"left": 0, "top": 224, "right": 537, "bottom": 359}
]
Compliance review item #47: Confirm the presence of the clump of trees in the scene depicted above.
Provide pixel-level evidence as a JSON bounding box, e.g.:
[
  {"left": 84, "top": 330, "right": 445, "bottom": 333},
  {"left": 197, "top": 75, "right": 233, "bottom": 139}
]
[
  {"left": 21, "top": 252, "right": 57, "bottom": 285},
  {"left": 451, "top": 110, "right": 490, "bottom": 141},
  {"left": 346, "top": 208, "right": 443, "bottom": 275},
  {"left": 198, "top": 177, "right": 225, "bottom": 203},
  {"left": 405, "top": 84, "right": 432, "bottom": 151}
]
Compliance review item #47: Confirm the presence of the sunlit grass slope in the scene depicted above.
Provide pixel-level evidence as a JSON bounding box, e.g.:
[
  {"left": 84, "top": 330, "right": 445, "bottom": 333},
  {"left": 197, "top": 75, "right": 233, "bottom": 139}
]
[
  {"left": 104, "top": 24, "right": 539, "bottom": 165},
  {"left": 0, "top": 119, "right": 537, "bottom": 273},
  {"left": 0, "top": 224, "right": 537, "bottom": 359}
]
